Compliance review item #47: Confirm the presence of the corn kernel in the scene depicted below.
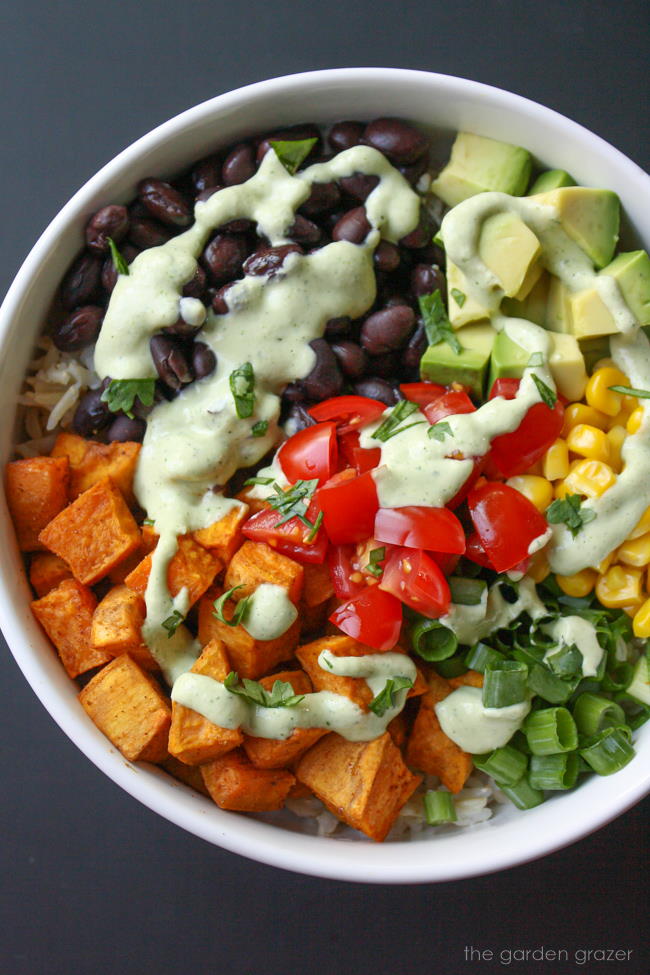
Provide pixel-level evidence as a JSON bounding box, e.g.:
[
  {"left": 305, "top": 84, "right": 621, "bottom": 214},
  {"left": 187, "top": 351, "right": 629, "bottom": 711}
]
[
  {"left": 606, "top": 406, "right": 634, "bottom": 430},
  {"left": 566, "top": 424, "right": 612, "bottom": 464},
  {"left": 632, "top": 597, "right": 650, "bottom": 637},
  {"left": 617, "top": 532, "right": 650, "bottom": 567},
  {"left": 542, "top": 439, "right": 570, "bottom": 481},
  {"left": 564, "top": 459, "right": 616, "bottom": 499},
  {"left": 554, "top": 480, "right": 569, "bottom": 500},
  {"left": 595, "top": 565, "right": 643, "bottom": 608},
  {"left": 624, "top": 601, "right": 645, "bottom": 619},
  {"left": 527, "top": 550, "right": 550, "bottom": 583},
  {"left": 593, "top": 551, "right": 614, "bottom": 575},
  {"left": 506, "top": 475, "right": 553, "bottom": 513},
  {"left": 556, "top": 568, "right": 597, "bottom": 598},
  {"left": 606, "top": 425, "right": 626, "bottom": 473},
  {"left": 630, "top": 505, "right": 650, "bottom": 541},
  {"left": 585, "top": 366, "right": 630, "bottom": 417},
  {"left": 562, "top": 403, "right": 609, "bottom": 437},
  {"left": 626, "top": 407, "right": 644, "bottom": 435}
]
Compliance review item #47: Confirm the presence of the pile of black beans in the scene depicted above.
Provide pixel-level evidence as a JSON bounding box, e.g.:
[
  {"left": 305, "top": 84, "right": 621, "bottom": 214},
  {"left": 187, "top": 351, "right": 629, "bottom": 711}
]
[{"left": 53, "top": 117, "right": 446, "bottom": 444}]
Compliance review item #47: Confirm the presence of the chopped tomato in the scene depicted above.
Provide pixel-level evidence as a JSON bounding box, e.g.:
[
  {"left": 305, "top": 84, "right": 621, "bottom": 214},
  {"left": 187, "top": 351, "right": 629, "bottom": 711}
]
[
  {"left": 423, "top": 389, "right": 476, "bottom": 426},
  {"left": 329, "top": 585, "right": 403, "bottom": 651},
  {"left": 447, "top": 456, "right": 487, "bottom": 510},
  {"left": 430, "top": 551, "right": 461, "bottom": 575},
  {"left": 465, "top": 532, "right": 495, "bottom": 569},
  {"left": 374, "top": 505, "right": 466, "bottom": 554},
  {"left": 308, "top": 395, "right": 386, "bottom": 435},
  {"left": 380, "top": 547, "right": 451, "bottom": 618},
  {"left": 338, "top": 430, "right": 381, "bottom": 474},
  {"left": 242, "top": 499, "right": 328, "bottom": 564},
  {"left": 327, "top": 544, "right": 365, "bottom": 599},
  {"left": 489, "top": 377, "right": 520, "bottom": 400},
  {"left": 488, "top": 378, "right": 565, "bottom": 478},
  {"left": 316, "top": 468, "right": 379, "bottom": 544},
  {"left": 399, "top": 381, "right": 445, "bottom": 408},
  {"left": 278, "top": 421, "right": 338, "bottom": 485},
  {"left": 467, "top": 482, "right": 548, "bottom": 573}
]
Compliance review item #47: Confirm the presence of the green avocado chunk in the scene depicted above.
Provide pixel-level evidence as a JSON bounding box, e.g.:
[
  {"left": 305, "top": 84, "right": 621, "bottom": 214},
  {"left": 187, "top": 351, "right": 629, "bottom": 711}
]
[
  {"left": 488, "top": 330, "right": 529, "bottom": 392},
  {"left": 420, "top": 322, "right": 495, "bottom": 398},
  {"left": 431, "top": 132, "right": 532, "bottom": 207},
  {"left": 489, "top": 329, "right": 587, "bottom": 401},
  {"left": 601, "top": 250, "right": 650, "bottom": 325},
  {"left": 528, "top": 169, "right": 576, "bottom": 194},
  {"left": 531, "top": 187, "right": 620, "bottom": 269}
]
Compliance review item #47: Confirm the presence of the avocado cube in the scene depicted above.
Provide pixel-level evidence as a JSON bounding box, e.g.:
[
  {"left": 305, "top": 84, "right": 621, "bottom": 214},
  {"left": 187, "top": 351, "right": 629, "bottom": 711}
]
[
  {"left": 548, "top": 333, "right": 587, "bottom": 402},
  {"left": 478, "top": 211, "right": 542, "bottom": 299},
  {"left": 502, "top": 271, "right": 550, "bottom": 326},
  {"left": 528, "top": 170, "right": 576, "bottom": 194},
  {"left": 531, "top": 187, "right": 620, "bottom": 269},
  {"left": 488, "top": 329, "right": 529, "bottom": 392},
  {"left": 601, "top": 250, "right": 650, "bottom": 325},
  {"left": 420, "top": 323, "right": 495, "bottom": 398},
  {"left": 431, "top": 132, "right": 532, "bottom": 207},
  {"left": 446, "top": 260, "right": 490, "bottom": 328},
  {"left": 545, "top": 277, "right": 573, "bottom": 333},
  {"left": 569, "top": 288, "right": 619, "bottom": 339}
]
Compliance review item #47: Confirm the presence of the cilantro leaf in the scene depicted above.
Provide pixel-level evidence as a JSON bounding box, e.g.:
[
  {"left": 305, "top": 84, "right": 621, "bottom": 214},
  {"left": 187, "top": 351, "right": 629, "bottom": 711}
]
[
  {"left": 107, "top": 237, "right": 129, "bottom": 276},
  {"left": 418, "top": 290, "right": 462, "bottom": 355},
  {"left": 142, "top": 518, "right": 155, "bottom": 526},
  {"left": 546, "top": 493, "right": 596, "bottom": 537},
  {"left": 305, "top": 510, "right": 324, "bottom": 543},
  {"left": 428, "top": 420, "right": 452, "bottom": 442},
  {"left": 243, "top": 475, "right": 274, "bottom": 487},
  {"left": 368, "top": 676, "right": 414, "bottom": 717},
  {"left": 101, "top": 379, "right": 155, "bottom": 419},
  {"left": 224, "top": 671, "right": 305, "bottom": 708},
  {"left": 365, "top": 546, "right": 386, "bottom": 578},
  {"left": 251, "top": 420, "right": 268, "bottom": 437},
  {"left": 213, "top": 585, "right": 252, "bottom": 627},
  {"left": 531, "top": 372, "right": 557, "bottom": 409},
  {"left": 372, "top": 399, "right": 424, "bottom": 442},
  {"left": 266, "top": 479, "right": 319, "bottom": 528},
  {"left": 161, "top": 609, "right": 184, "bottom": 638},
  {"left": 609, "top": 385, "right": 650, "bottom": 399},
  {"left": 450, "top": 288, "right": 466, "bottom": 307},
  {"left": 269, "top": 138, "right": 318, "bottom": 175},
  {"left": 229, "top": 362, "right": 255, "bottom": 419}
]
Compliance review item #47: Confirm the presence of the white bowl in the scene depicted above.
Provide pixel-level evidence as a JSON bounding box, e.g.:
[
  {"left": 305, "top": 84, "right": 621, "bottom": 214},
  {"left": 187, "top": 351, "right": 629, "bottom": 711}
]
[{"left": 1, "top": 68, "right": 649, "bottom": 884}]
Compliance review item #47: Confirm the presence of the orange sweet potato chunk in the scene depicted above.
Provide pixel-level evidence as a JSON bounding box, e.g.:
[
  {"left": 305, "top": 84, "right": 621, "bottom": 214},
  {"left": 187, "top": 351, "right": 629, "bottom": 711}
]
[
  {"left": 168, "top": 638, "right": 243, "bottom": 765},
  {"left": 79, "top": 654, "right": 171, "bottom": 763},
  {"left": 201, "top": 748, "right": 295, "bottom": 811},
  {"left": 38, "top": 477, "right": 140, "bottom": 585},
  {"left": 89, "top": 584, "right": 160, "bottom": 673},
  {"left": 405, "top": 670, "right": 473, "bottom": 793},
  {"left": 243, "top": 670, "right": 326, "bottom": 769},
  {"left": 302, "top": 561, "right": 335, "bottom": 608},
  {"left": 125, "top": 534, "right": 221, "bottom": 607},
  {"left": 31, "top": 578, "right": 110, "bottom": 678},
  {"left": 224, "top": 540, "right": 303, "bottom": 605},
  {"left": 51, "top": 432, "right": 141, "bottom": 502},
  {"left": 160, "top": 755, "right": 210, "bottom": 796},
  {"left": 296, "top": 732, "right": 421, "bottom": 842},
  {"left": 193, "top": 504, "right": 249, "bottom": 563},
  {"left": 449, "top": 670, "right": 484, "bottom": 689},
  {"left": 6, "top": 456, "right": 70, "bottom": 551},
  {"left": 29, "top": 552, "right": 72, "bottom": 597}
]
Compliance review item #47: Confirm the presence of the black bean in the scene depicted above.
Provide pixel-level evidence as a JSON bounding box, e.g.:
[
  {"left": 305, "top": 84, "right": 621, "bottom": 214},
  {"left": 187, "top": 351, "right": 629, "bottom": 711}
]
[
  {"left": 201, "top": 234, "right": 248, "bottom": 284},
  {"left": 192, "top": 342, "right": 217, "bottom": 379},
  {"left": 191, "top": 155, "right": 222, "bottom": 194},
  {"left": 339, "top": 173, "right": 379, "bottom": 202},
  {"left": 101, "top": 243, "right": 139, "bottom": 293},
  {"left": 324, "top": 316, "right": 351, "bottom": 339},
  {"left": 400, "top": 209, "right": 433, "bottom": 249},
  {"left": 85, "top": 205, "right": 129, "bottom": 255},
  {"left": 287, "top": 214, "right": 321, "bottom": 246},
  {"left": 150, "top": 335, "right": 193, "bottom": 391},
  {"left": 328, "top": 121, "right": 364, "bottom": 152},
  {"left": 373, "top": 240, "right": 401, "bottom": 273},
  {"left": 299, "top": 181, "right": 341, "bottom": 217},
  {"left": 411, "top": 263, "right": 446, "bottom": 297},
  {"left": 195, "top": 185, "right": 221, "bottom": 204},
  {"left": 72, "top": 385, "right": 112, "bottom": 437},
  {"left": 256, "top": 124, "right": 321, "bottom": 164},
  {"left": 398, "top": 154, "right": 429, "bottom": 186},
  {"left": 222, "top": 143, "right": 255, "bottom": 185},
  {"left": 107, "top": 415, "right": 147, "bottom": 443},
  {"left": 402, "top": 322, "right": 428, "bottom": 374},
  {"left": 366, "top": 353, "right": 396, "bottom": 378},
  {"left": 53, "top": 305, "right": 104, "bottom": 352},
  {"left": 129, "top": 218, "right": 173, "bottom": 249},
  {"left": 331, "top": 341, "right": 367, "bottom": 379},
  {"left": 285, "top": 403, "right": 316, "bottom": 432},
  {"left": 282, "top": 381, "right": 307, "bottom": 403},
  {"left": 211, "top": 282, "right": 235, "bottom": 314},
  {"left": 218, "top": 218, "right": 255, "bottom": 234},
  {"left": 60, "top": 253, "right": 102, "bottom": 310},
  {"left": 353, "top": 377, "right": 399, "bottom": 406},
  {"left": 332, "top": 207, "right": 371, "bottom": 244},
  {"left": 182, "top": 265, "right": 207, "bottom": 299},
  {"left": 303, "top": 339, "right": 343, "bottom": 401},
  {"left": 360, "top": 305, "right": 415, "bottom": 355},
  {"left": 138, "top": 178, "right": 192, "bottom": 227},
  {"left": 362, "top": 118, "right": 428, "bottom": 165},
  {"left": 243, "top": 244, "right": 303, "bottom": 278},
  {"left": 162, "top": 317, "right": 201, "bottom": 339},
  {"left": 383, "top": 294, "right": 412, "bottom": 308}
]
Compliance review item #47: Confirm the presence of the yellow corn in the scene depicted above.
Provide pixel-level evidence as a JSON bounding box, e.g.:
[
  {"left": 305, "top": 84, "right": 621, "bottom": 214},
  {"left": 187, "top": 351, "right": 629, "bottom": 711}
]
[
  {"left": 554, "top": 480, "right": 569, "bottom": 500},
  {"left": 566, "top": 424, "right": 612, "bottom": 464},
  {"left": 630, "top": 505, "right": 650, "bottom": 540},
  {"left": 606, "top": 406, "right": 634, "bottom": 430},
  {"left": 585, "top": 366, "right": 630, "bottom": 417},
  {"left": 562, "top": 403, "right": 609, "bottom": 436},
  {"left": 606, "top": 425, "right": 626, "bottom": 473},
  {"left": 632, "top": 597, "right": 650, "bottom": 637},
  {"left": 556, "top": 568, "right": 597, "bottom": 598},
  {"left": 542, "top": 439, "right": 570, "bottom": 481},
  {"left": 595, "top": 565, "right": 643, "bottom": 608},
  {"left": 626, "top": 407, "right": 644, "bottom": 435},
  {"left": 506, "top": 475, "right": 553, "bottom": 513},
  {"left": 624, "top": 601, "right": 645, "bottom": 619},
  {"left": 617, "top": 532, "right": 650, "bottom": 568},
  {"left": 594, "top": 551, "right": 614, "bottom": 575},
  {"left": 564, "top": 459, "right": 616, "bottom": 499},
  {"left": 527, "top": 551, "right": 550, "bottom": 583}
]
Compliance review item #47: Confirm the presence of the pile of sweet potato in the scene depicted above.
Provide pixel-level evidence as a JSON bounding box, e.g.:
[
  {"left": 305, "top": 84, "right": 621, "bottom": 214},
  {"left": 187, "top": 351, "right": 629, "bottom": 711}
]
[{"left": 5, "top": 433, "right": 476, "bottom": 841}]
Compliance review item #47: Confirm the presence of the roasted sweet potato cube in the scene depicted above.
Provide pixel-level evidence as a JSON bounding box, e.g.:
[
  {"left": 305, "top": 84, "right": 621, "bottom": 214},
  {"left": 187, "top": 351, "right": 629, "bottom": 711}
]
[
  {"left": 31, "top": 577, "right": 109, "bottom": 678},
  {"left": 235, "top": 487, "right": 270, "bottom": 515},
  {"left": 243, "top": 670, "right": 326, "bottom": 769},
  {"left": 296, "top": 732, "right": 421, "bottom": 842},
  {"left": 79, "top": 655, "right": 171, "bottom": 763},
  {"left": 302, "top": 561, "right": 335, "bottom": 607},
  {"left": 29, "top": 552, "right": 72, "bottom": 597},
  {"left": 125, "top": 534, "right": 221, "bottom": 607},
  {"left": 160, "top": 755, "right": 210, "bottom": 796},
  {"left": 405, "top": 672, "right": 473, "bottom": 793},
  {"left": 193, "top": 504, "right": 249, "bottom": 562},
  {"left": 168, "top": 638, "right": 243, "bottom": 765},
  {"left": 224, "top": 540, "right": 303, "bottom": 605},
  {"left": 51, "top": 433, "right": 141, "bottom": 503},
  {"left": 449, "top": 669, "right": 484, "bottom": 689},
  {"left": 201, "top": 748, "right": 295, "bottom": 811},
  {"left": 6, "top": 456, "right": 70, "bottom": 551},
  {"left": 91, "top": 584, "right": 145, "bottom": 651},
  {"left": 39, "top": 477, "right": 140, "bottom": 585}
]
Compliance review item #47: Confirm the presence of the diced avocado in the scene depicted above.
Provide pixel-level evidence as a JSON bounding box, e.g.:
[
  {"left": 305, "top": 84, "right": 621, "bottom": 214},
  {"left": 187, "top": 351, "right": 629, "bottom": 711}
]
[
  {"left": 431, "top": 132, "right": 532, "bottom": 207},
  {"left": 579, "top": 336, "right": 610, "bottom": 373},
  {"left": 545, "top": 277, "right": 573, "bottom": 333},
  {"left": 478, "top": 211, "right": 542, "bottom": 299},
  {"left": 488, "top": 329, "right": 529, "bottom": 392},
  {"left": 569, "top": 288, "right": 620, "bottom": 339},
  {"left": 531, "top": 187, "right": 620, "bottom": 268},
  {"left": 420, "top": 322, "right": 495, "bottom": 398},
  {"left": 548, "top": 333, "right": 587, "bottom": 401},
  {"left": 528, "top": 169, "right": 576, "bottom": 194},
  {"left": 601, "top": 250, "right": 650, "bottom": 325},
  {"left": 446, "top": 260, "right": 490, "bottom": 328},
  {"left": 502, "top": 271, "right": 550, "bottom": 326}
]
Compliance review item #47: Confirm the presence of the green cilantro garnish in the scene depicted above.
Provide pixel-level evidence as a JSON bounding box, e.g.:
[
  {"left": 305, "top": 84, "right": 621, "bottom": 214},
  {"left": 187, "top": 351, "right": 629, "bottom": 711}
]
[
  {"left": 450, "top": 288, "right": 466, "bottom": 307},
  {"left": 428, "top": 420, "right": 452, "bottom": 442},
  {"left": 372, "top": 400, "right": 424, "bottom": 442},
  {"left": 251, "top": 420, "right": 268, "bottom": 437},
  {"left": 229, "top": 362, "right": 255, "bottom": 418},
  {"left": 142, "top": 518, "right": 155, "bottom": 526},
  {"left": 243, "top": 475, "right": 275, "bottom": 487},
  {"left": 107, "top": 236, "right": 129, "bottom": 276},
  {"left": 213, "top": 585, "right": 252, "bottom": 627},
  {"left": 101, "top": 378, "right": 155, "bottom": 419},
  {"left": 269, "top": 138, "right": 318, "bottom": 175},
  {"left": 365, "top": 546, "right": 386, "bottom": 578},
  {"left": 224, "top": 671, "right": 305, "bottom": 708},
  {"left": 418, "top": 290, "right": 462, "bottom": 355},
  {"left": 546, "top": 493, "right": 596, "bottom": 537},
  {"left": 609, "top": 385, "right": 650, "bottom": 399},
  {"left": 161, "top": 609, "right": 184, "bottom": 638},
  {"left": 531, "top": 373, "right": 557, "bottom": 409},
  {"left": 305, "top": 510, "right": 324, "bottom": 543},
  {"left": 267, "top": 478, "right": 319, "bottom": 527},
  {"left": 368, "top": 676, "right": 414, "bottom": 717}
]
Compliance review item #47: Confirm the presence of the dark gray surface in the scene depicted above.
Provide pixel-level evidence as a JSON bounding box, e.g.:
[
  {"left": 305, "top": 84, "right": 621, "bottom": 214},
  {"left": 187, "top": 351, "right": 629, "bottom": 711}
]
[{"left": 1, "top": 2, "right": 648, "bottom": 974}]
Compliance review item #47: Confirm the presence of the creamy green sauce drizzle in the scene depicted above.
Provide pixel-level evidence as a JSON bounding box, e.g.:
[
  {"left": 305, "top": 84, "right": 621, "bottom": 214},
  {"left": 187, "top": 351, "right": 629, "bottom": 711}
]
[
  {"left": 435, "top": 686, "right": 531, "bottom": 753},
  {"left": 543, "top": 614, "right": 604, "bottom": 678},
  {"left": 440, "top": 577, "right": 546, "bottom": 646},
  {"left": 241, "top": 583, "right": 297, "bottom": 641}
]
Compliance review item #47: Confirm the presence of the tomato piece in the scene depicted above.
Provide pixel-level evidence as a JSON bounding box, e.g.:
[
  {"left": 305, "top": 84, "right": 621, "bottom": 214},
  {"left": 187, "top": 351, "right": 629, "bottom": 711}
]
[
  {"left": 327, "top": 544, "right": 365, "bottom": 599},
  {"left": 489, "top": 377, "right": 520, "bottom": 400},
  {"left": 468, "top": 482, "right": 549, "bottom": 573},
  {"left": 329, "top": 585, "right": 403, "bottom": 651},
  {"left": 278, "top": 421, "right": 338, "bottom": 485},
  {"left": 465, "top": 532, "right": 495, "bottom": 569},
  {"left": 488, "top": 377, "right": 565, "bottom": 477},
  {"left": 308, "top": 395, "right": 386, "bottom": 435},
  {"left": 337, "top": 431, "right": 381, "bottom": 474},
  {"left": 423, "top": 390, "right": 476, "bottom": 425},
  {"left": 430, "top": 551, "right": 461, "bottom": 576},
  {"left": 380, "top": 547, "right": 451, "bottom": 618},
  {"left": 374, "top": 505, "right": 466, "bottom": 554},
  {"left": 399, "top": 381, "right": 446, "bottom": 408},
  {"left": 242, "top": 499, "right": 328, "bottom": 564},
  {"left": 447, "top": 456, "right": 487, "bottom": 510},
  {"left": 316, "top": 469, "right": 379, "bottom": 544}
]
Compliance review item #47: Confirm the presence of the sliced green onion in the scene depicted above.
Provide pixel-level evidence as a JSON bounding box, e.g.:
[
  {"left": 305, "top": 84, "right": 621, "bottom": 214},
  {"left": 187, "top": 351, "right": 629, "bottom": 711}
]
[
  {"left": 529, "top": 752, "right": 580, "bottom": 791},
  {"left": 579, "top": 726, "right": 635, "bottom": 775},
  {"left": 499, "top": 776, "right": 545, "bottom": 810},
  {"left": 527, "top": 663, "right": 579, "bottom": 704},
  {"left": 423, "top": 790, "right": 457, "bottom": 826},
  {"left": 601, "top": 661, "right": 634, "bottom": 692},
  {"left": 472, "top": 745, "right": 527, "bottom": 786},
  {"left": 572, "top": 693, "right": 626, "bottom": 737},
  {"left": 448, "top": 577, "right": 487, "bottom": 606},
  {"left": 433, "top": 654, "right": 469, "bottom": 679},
  {"left": 545, "top": 643, "right": 583, "bottom": 678},
  {"left": 465, "top": 642, "right": 506, "bottom": 674},
  {"left": 523, "top": 707, "right": 578, "bottom": 755},
  {"left": 410, "top": 619, "right": 458, "bottom": 662},
  {"left": 482, "top": 660, "right": 528, "bottom": 708},
  {"left": 625, "top": 655, "right": 650, "bottom": 706}
]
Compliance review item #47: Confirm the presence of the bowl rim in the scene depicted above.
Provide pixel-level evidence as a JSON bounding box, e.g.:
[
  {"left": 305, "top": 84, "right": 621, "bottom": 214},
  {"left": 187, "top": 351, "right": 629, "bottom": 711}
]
[{"left": 1, "top": 66, "right": 649, "bottom": 884}]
